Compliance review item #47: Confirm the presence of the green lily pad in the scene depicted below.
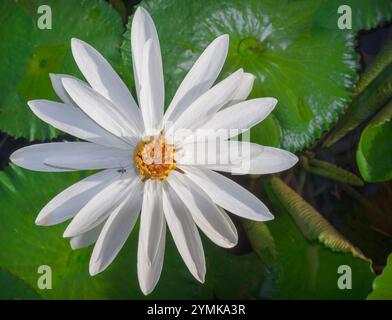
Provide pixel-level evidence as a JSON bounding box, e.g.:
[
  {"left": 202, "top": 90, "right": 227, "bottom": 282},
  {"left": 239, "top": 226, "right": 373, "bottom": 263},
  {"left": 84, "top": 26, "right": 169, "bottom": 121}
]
[
  {"left": 204, "top": 244, "right": 266, "bottom": 299},
  {"left": 243, "top": 178, "right": 374, "bottom": 299},
  {"left": 0, "top": 165, "right": 266, "bottom": 299},
  {"left": 367, "top": 253, "right": 392, "bottom": 300},
  {"left": 122, "top": 0, "right": 359, "bottom": 151},
  {"left": 357, "top": 101, "right": 392, "bottom": 182},
  {"left": 0, "top": 0, "right": 126, "bottom": 141}
]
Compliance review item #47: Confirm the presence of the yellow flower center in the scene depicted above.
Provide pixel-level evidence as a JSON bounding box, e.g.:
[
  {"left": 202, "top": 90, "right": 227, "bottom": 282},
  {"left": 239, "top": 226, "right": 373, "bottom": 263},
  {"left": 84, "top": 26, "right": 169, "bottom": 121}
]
[{"left": 134, "top": 135, "right": 176, "bottom": 180}]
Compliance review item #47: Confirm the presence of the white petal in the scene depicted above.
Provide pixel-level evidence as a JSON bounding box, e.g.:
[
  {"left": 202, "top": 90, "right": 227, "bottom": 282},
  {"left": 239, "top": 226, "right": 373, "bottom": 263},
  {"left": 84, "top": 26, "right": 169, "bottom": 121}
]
[
  {"left": 10, "top": 143, "right": 74, "bottom": 172},
  {"left": 11, "top": 142, "right": 130, "bottom": 172},
  {"left": 35, "top": 169, "right": 121, "bottom": 226},
  {"left": 63, "top": 169, "right": 138, "bottom": 237},
  {"left": 196, "top": 98, "right": 277, "bottom": 140},
  {"left": 206, "top": 145, "right": 299, "bottom": 175},
  {"left": 176, "top": 140, "right": 257, "bottom": 166},
  {"left": 71, "top": 38, "right": 143, "bottom": 134},
  {"left": 166, "top": 69, "right": 244, "bottom": 140},
  {"left": 137, "top": 180, "right": 166, "bottom": 295},
  {"left": 181, "top": 166, "right": 274, "bottom": 222},
  {"left": 43, "top": 143, "right": 132, "bottom": 171},
  {"left": 139, "top": 39, "right": 164, "bottom": 132},
  {"left": 168, "top": 171, "right": 237, "bottom": 248},
  {"left": 62, "top": 77, "right": 139, "bottom": 142},
  {"left": 89, "top": 180, "right": 143, "bottom": 275},
  {"left": 223, "top": 73, "right": 255, "bottom": 108},
  {"left": 139, "top": 180, "right": 164, "bottom": 264},
  {"left": 180, "top": 98, "right": 276, "bottom": 145},
  {"left": 162, "top": 182, "right": 205, "bottom": 282},
  {"left": 164, "top": 35, "right": 229, "bottom": 123},
  {"left": 131, "top": 7, "right": 162, "bottom": 103},
  {"left": 137, "top": 226, "right": 165, "bottom": 295},
  {"left": 49, "top": 73, "right": 75, "bottom": 106},
  {"left": 178, "top": 141, "right": 297, "bottom": 175},
  {"left": 28, "top": 100, "right": 131, "bottom": 150},
  {"left": 70, "top": 222, "right": 105, "bottom": 249}
]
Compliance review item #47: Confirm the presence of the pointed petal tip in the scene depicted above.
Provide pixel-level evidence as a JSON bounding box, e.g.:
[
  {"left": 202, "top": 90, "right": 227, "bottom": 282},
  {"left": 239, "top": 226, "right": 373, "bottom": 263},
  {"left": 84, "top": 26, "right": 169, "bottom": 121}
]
[
  {"left": 245, "top": 210, "right": 275, "bottom": 222},
  {"left": 291, "top": 153, "right": 299, "bottom": 165},
  {"left": 27, "top": 100, "right": 37, "bottom": 109},
  {"left": 69, "top": 240, "right": 78, "bottom": 251},
  {"left": 89, "top": 257, "right": 105, "bottom": 276},
  {"left": 133, "top": 6, "right": 151, "bottom": 23},
  {"left": 197, "top": 272, "right": 206, "bottom": 284},
  {"left": 280, "top": 150, "right": 299, "bottom": 170},
  {"left": 191, "top": 265, "right": 206, "bottom": 284},
  {"left": 71, "top": 38, "right": 90, "bottom": 59},
  {"left": 140, "top": 284, "right": 153, "bottom": 296},
  {"left": 220, "top": 240, "right": 238, "bottom": 249},
  {"left": 262, "top": 211, "right": 275, "bottom": 221},
  {"left": 35, "top": 215, "right": 46, "bottom": 226},
  {"left": 135, "top": 6, "right": 146, "bottom": 14},
  {"left": 217, "top": 34, "right": 229, "bottom": 42},
  {"left": 267, "top": 97, "right": 278, "bottom": 112},
  {"left": 9, "top": 150, "right": 18, "bottom": 164},
  {"left": 89, "top": 264, "right": 100, "bottom": 277},
  {"left": 255, "top": 97, "right": 278, "bottom": 112},
  {"left": 245, "top": 72, "right": 256, "bottom": 81},
  {"left": 63, "top": 226, "right": 75, "bottom": 238},
  {"left": 70, "top": 38, "right": 81, "bottom": 51},
  {"left": 71, "top": 37, "right": 83, "bottom": 46}
]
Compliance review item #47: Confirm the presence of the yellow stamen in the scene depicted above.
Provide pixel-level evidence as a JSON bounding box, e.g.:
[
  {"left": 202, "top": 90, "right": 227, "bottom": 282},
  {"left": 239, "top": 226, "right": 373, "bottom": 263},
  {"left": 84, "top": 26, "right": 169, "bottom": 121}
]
[{"left": 134, "top": 135, "right": 176, "bottom": 181}]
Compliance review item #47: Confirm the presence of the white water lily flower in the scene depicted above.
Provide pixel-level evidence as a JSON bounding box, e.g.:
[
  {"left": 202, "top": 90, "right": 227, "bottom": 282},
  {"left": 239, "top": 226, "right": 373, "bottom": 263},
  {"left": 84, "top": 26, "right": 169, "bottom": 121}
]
[{"left": 10, "top": 7, "right": 298, "bottom": 294}]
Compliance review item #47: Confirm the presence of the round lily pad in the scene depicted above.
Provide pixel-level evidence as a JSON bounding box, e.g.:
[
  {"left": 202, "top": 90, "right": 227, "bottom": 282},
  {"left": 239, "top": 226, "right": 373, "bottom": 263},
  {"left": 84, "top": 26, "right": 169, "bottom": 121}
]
[
  {"left": 0, "top": 0, "right": 126, "bottom": 141},
  {"left": 122, "top": 0, "right": 359, "bottom": 151}
]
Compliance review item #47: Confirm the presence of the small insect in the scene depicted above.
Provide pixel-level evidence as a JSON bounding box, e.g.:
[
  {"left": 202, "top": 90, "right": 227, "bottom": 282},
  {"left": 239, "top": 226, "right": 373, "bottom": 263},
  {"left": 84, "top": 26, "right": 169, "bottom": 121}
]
[{"left": 117, "top": 168, "right": 126, "bottom": 173}]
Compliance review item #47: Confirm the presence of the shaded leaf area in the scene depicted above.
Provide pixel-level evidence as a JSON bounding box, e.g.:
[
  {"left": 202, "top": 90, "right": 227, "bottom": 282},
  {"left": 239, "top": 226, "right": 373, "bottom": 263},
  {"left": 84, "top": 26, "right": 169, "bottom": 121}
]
[
  {"left": 301, "top": 154, "right": 364, "bottom": 187},
  {"left": 342, "top": 182, "right": 392, "bottom": 268},
  {"left": 242, "top": 177, "right": 374, "bottom": 299},
  {"left": 324, "top": 41, "right": 392, "bottom": 148},
  {"left": 203, "top": 243, "right": 267, "bottom": 299},
  {"left": 0, "top": 268, "right": 42, "bottom": 300},
  {"left": 0, "top": 0, "right": 127, "bottom": 141},
  {"left": 367, "top": 253, "right": 392, "bottom": 299},
  {"left": 313, "top": 0, "right": 392, "bottom": 32},
  {"left": 356, "top": 37, "right": 392, "bottom": 94},
  {"left": 357, "top": 100, "right": 392, "bottom": 182},
  {"left": 122, "top": 0, "right": 359, "bottom": 152},
  {"left": 0, "top": 165, "right": 265, "bottom": 299}
]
